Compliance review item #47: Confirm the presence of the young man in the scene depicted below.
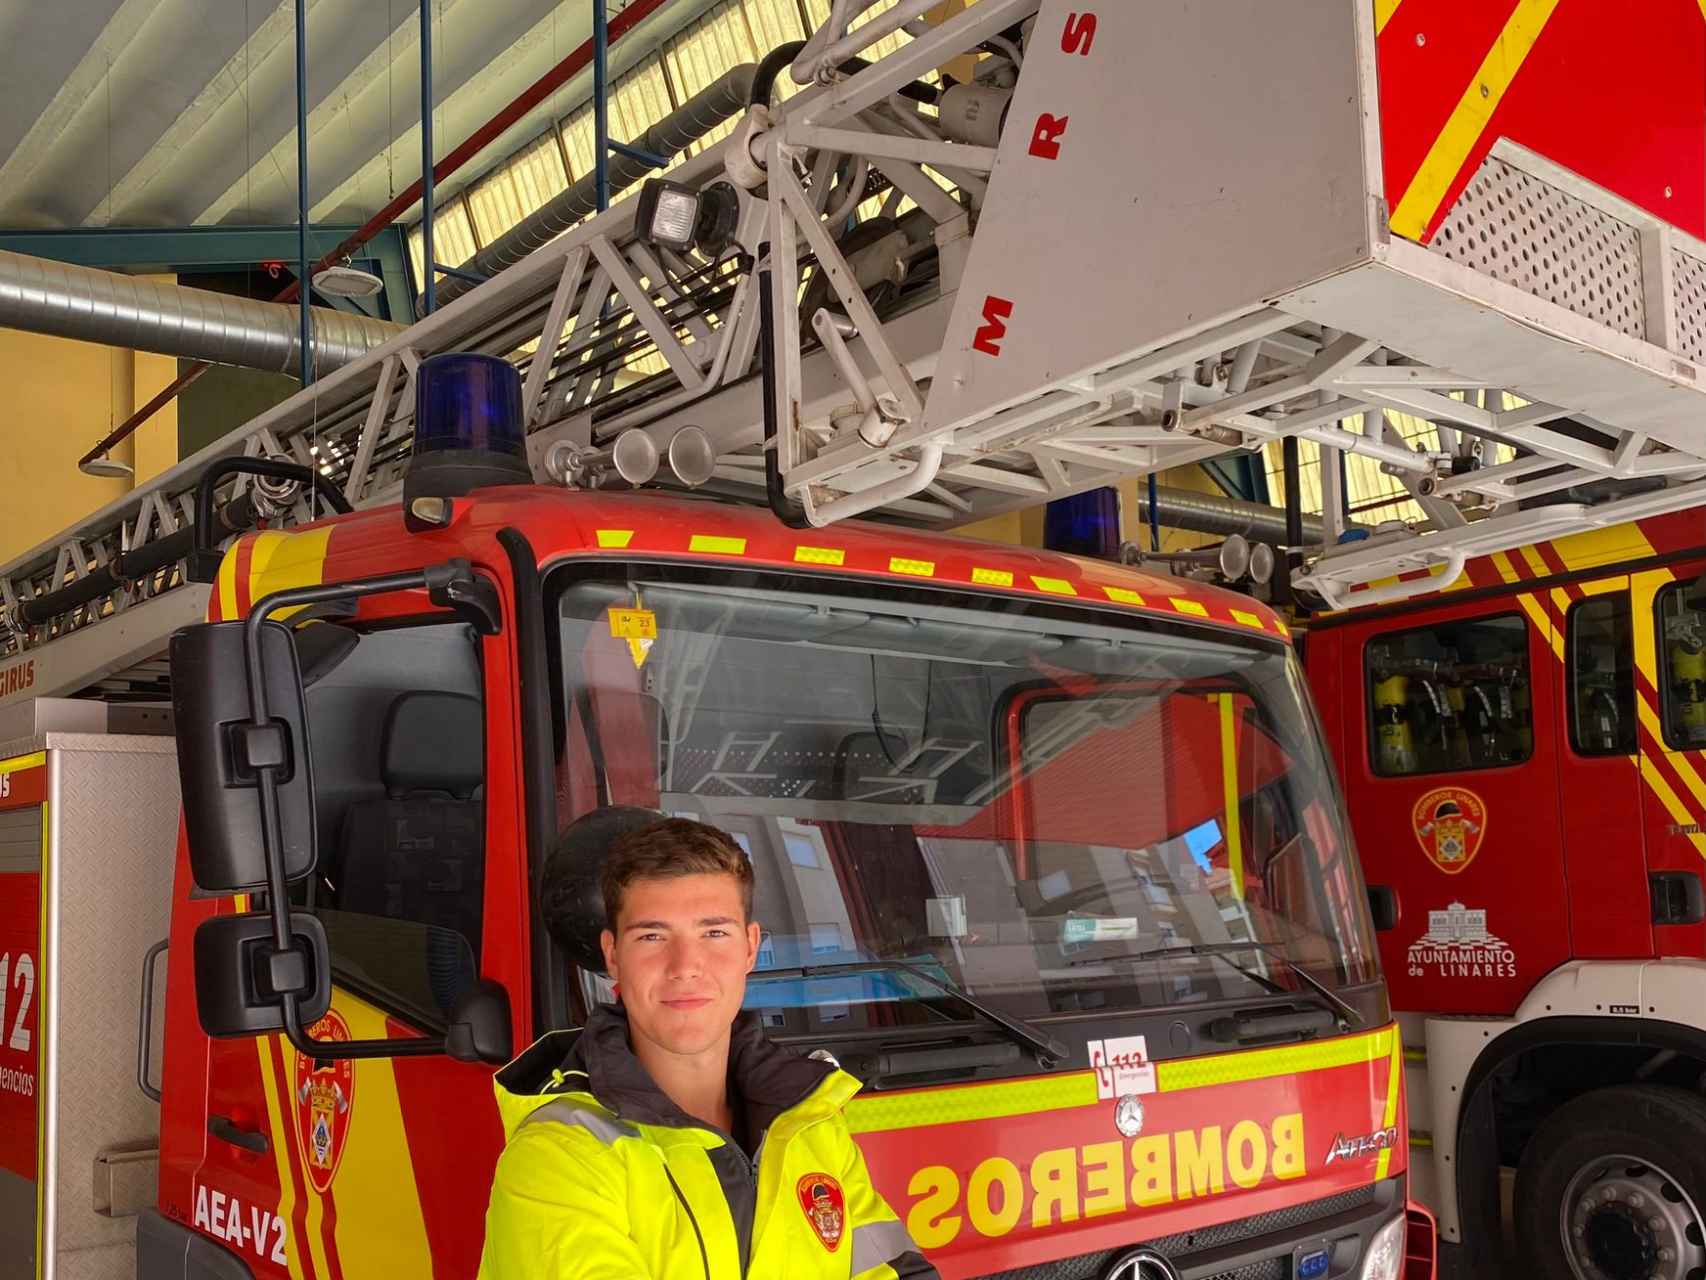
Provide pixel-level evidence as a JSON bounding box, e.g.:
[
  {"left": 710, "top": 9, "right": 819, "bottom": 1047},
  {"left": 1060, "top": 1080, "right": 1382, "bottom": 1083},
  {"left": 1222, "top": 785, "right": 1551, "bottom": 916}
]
[{"left": 478, "top": 816, "right": 937, "bottom": 1280}]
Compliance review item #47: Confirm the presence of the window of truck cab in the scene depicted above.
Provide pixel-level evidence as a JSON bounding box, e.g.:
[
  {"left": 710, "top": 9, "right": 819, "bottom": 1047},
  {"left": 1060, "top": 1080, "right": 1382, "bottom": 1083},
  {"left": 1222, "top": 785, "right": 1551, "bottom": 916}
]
[
  {"left": 547, "top": 562, "right": 1380, "bottom": 1053},
  {"left": 288, "top": 616, "right": 489, "bottom": 1032},
  {"left": 1364, "top": 613, "right": 1533, "bottom": 776}
]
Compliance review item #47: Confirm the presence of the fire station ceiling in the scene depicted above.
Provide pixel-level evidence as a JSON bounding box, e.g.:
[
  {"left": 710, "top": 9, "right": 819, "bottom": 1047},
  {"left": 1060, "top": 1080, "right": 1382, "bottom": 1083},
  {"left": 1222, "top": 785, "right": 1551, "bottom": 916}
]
[{"left": 0, "top": 0, "right": 718, "bottom": 233}]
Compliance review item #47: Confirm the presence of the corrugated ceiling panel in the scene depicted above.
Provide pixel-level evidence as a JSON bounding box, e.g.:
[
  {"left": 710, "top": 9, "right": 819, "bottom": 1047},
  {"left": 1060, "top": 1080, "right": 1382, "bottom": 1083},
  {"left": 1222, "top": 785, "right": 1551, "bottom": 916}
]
[
  {"left": 742, "top": 0, "right": 809, "bottom": 77},
  {"left": 666, "top": 1, "right": 757, "bottom": 156},
  {"left": 407, "top": 198, "right": 480, "bottom": 278}
]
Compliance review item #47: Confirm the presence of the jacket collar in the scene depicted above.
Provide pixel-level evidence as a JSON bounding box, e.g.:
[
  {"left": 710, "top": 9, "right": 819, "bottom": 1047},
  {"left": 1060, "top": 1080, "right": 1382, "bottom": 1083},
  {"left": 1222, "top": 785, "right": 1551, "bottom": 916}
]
[{"left": 495, "top": 1004, "right": 849, "bottom": 1137}]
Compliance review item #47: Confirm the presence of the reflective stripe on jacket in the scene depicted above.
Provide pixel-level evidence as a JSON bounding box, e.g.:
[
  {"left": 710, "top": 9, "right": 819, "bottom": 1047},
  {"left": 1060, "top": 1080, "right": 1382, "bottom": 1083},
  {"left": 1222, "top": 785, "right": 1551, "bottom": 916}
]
[{"left": 477, "top": 1005, "right": 937, "bottom": 1280}]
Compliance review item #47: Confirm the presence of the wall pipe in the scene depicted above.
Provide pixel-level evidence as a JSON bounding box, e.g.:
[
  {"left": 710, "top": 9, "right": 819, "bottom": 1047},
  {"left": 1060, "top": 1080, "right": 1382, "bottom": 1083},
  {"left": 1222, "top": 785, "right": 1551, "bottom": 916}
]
[
  {"left": 296, "top": 0, "right": 313, "bottom": 384},
  {"left": 594, "top": 0, "right": 611, "bottom": 213},
  {"left": 72, "top": 0, "right": 677, "bottom": 468},
  {"left": 420, "top": 0, "right": 437, "bottom": 315}
]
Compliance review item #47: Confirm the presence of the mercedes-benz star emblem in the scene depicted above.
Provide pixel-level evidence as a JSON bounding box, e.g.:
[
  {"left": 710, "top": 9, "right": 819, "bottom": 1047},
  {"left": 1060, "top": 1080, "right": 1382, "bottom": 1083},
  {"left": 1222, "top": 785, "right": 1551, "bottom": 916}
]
[
  {"left": 1103, "top": 1246, "right": 1181, "bottom": 1280},
  {"left": 1114, "top": 1093, "right": 1145, "bottom": 1137}
]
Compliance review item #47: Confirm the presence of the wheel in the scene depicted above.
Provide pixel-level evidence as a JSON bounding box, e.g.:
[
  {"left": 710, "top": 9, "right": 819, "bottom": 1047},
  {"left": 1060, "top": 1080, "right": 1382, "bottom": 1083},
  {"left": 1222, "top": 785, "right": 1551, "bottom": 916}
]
[{"left": 1515, "top": 1084, "right": 1706, "bottom": 1280}]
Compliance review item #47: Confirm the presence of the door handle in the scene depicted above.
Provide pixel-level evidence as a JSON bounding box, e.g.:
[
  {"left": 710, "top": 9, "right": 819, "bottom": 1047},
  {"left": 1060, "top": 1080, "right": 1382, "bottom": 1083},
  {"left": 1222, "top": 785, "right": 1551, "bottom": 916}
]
[{"left": 208, "top": 1114, "right": 270, "bottom": 1155}]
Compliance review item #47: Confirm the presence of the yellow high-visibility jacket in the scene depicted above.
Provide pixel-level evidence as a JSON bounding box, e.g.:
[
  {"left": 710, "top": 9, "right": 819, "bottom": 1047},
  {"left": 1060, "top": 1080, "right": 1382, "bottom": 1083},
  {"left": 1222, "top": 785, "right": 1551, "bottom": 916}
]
[{"left": 478, "top": 1005, "right": 937, "bottom": 1280}]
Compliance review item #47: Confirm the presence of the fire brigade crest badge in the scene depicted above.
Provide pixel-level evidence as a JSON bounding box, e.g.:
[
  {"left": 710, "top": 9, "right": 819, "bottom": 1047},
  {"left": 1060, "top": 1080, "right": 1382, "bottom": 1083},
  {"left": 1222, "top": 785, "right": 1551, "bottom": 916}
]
[
  {"left": 797, "top": 1173, "right": 846, "bottom": 1251},
  {"left": 292, "top": 1010, "right": 355, "bottom": 1193},
  {"left": 1410, "top": 787, "right": 1487, "bottom": 874}
]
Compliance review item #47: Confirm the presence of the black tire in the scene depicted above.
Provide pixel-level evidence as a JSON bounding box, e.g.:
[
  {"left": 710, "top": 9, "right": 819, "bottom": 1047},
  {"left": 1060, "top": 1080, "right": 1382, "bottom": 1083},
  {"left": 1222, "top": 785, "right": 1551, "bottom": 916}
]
[{"left": 1515, "top": 1084, "right": 1706, "bottom": 1280}]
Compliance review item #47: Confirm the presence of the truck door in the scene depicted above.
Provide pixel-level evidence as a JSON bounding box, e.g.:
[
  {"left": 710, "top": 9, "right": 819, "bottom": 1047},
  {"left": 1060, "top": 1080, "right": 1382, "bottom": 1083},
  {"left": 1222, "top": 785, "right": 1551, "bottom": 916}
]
[
  {"left": 192, "top": 616, "right": 515, "bottom": 1278},
  {"left": 1633, "top": 565, "right": 1706, "bottom": 958},
  {"left": 1557, "top": 579, "right": 1652, "bottom": 957},
  {"left": 1352, "top": 600, "right": 1564, "bottom": 1016}
]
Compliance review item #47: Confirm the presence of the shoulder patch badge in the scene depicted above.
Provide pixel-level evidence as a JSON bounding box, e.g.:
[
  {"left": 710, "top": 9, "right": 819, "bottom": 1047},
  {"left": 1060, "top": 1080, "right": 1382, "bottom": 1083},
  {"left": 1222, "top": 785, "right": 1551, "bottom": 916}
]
[{"left": 797, "top": 1172, "right": 846, "bottom": 1251}]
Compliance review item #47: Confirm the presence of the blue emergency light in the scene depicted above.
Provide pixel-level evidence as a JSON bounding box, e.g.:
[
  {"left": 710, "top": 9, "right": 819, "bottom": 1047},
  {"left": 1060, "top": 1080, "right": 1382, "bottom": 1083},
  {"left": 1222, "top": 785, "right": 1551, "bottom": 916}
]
[{"left": 403, "top": 353, "right": 533, "bottom": 522}]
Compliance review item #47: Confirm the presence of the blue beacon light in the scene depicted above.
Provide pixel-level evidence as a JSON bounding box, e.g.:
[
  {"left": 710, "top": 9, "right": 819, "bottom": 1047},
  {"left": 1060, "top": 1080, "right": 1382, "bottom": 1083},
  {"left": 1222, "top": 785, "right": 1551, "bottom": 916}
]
[{"left": 403, "top": 353, "right": 534, "bottom": 522}]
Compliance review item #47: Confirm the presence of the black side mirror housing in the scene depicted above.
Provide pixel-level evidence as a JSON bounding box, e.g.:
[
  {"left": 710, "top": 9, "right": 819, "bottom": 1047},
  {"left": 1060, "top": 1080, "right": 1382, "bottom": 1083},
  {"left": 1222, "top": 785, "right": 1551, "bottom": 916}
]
[
  {"left": 194, "top": 912, "right": 332, "bottom": 1038},
  {"left": 1367, "top": 884, "right": 1400, "bottom": 933},
  {"left": 170, "top": 620, "right": 317, "bottom": 892},
  {"left": 446, "top": 979, "right": 514, "bottom": 1065}
]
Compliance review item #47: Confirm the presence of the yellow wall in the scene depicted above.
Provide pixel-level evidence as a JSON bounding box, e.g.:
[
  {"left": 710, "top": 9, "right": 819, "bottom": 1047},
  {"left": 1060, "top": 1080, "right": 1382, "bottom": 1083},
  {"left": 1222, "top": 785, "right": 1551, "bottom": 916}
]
[{"left": 0, "top": 285, "right": 181, "bottom": 564}]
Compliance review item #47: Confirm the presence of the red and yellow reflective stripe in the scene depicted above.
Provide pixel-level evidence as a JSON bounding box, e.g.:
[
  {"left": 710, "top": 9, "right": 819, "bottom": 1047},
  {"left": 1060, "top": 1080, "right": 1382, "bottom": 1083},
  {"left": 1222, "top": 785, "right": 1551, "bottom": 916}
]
[
  {"left": 588, "top": 528, "right": 1286, "bottom": 638},
  {"left": 846, "top": 1026, "right": 1398, "bottom": 1135},
  {"left": 216, "top": 528, "right": 335, "bottom": 621},
  {"left": 1389, "top": 0, "right": 1564, "bottom": 241},
  {"left": 1373, "top": 1032, "right": 1404, "bottom": 1181}
]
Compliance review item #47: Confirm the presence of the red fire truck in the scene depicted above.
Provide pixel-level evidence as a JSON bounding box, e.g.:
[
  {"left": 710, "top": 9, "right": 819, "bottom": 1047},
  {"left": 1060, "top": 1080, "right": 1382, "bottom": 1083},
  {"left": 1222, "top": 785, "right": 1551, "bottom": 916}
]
[
  {"left": 1305, "top": 509, "right": 1706, "bottom": 1279},
  {"left": 1, "top": 381, "right": 1427, "bottom": 1280}
]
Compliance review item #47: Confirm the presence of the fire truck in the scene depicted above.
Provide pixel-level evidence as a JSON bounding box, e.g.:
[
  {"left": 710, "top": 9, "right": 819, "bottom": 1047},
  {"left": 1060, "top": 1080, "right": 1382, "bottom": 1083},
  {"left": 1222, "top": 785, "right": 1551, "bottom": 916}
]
[
  {"left": 4, "top": 1, "right": 1706, "bottom": 1278},
  {"left": 1302, "top": 507, "right": 1706, "bottom": 1279}
]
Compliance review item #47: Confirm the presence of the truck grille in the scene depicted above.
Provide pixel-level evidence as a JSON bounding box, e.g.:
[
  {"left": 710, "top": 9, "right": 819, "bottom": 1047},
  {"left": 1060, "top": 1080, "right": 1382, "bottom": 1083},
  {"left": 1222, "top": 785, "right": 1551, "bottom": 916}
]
[{"left": 978, "top": 1185, "right": 1375, "bottom": 1280}]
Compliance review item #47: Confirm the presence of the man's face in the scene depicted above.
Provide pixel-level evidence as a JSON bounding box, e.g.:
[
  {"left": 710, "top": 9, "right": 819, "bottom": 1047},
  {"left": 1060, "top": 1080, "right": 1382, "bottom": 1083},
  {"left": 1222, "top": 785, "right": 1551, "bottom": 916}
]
[{"left": 600, "top": 872, "right": 761, "bottom": 1060}]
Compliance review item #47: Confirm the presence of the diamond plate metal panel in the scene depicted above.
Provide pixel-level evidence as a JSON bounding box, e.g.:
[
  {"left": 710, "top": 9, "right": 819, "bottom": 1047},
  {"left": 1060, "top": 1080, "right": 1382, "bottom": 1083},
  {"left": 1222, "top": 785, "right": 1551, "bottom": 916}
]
[
  {"left": 1672, "top": 246, "right": 1706, "bottom": 366},
  {"left": 1431, "top": 155, "right": 1647, "bottom": 341},
  {"left": 44, "top": 737, "right": 178, "bottom": 1275}
]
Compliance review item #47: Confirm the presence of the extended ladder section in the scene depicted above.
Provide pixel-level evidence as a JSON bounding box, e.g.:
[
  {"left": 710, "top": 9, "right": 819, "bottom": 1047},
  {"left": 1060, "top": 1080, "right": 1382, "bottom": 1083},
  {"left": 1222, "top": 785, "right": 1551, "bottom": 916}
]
[{"left": 6, "top": 0, "right": 1706, "bottom": 701}]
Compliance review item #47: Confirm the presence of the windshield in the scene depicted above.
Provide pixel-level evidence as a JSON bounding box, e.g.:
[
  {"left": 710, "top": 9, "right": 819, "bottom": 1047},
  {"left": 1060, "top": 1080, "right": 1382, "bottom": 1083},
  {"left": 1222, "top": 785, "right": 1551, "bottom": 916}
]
[{"left": 553, "top": 568, "right": 1378, "bottom": 1038}]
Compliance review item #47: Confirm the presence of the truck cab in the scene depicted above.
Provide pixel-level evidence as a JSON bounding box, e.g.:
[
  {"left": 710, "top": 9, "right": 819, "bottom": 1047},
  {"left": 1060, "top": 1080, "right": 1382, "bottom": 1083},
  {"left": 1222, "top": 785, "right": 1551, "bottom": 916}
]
[
  {"left": 1306, "top": 510, "right": 1706, "bottom": 1278},
  {"left": 142, "top": 482, "right": 1419, "bottom": 1280}
]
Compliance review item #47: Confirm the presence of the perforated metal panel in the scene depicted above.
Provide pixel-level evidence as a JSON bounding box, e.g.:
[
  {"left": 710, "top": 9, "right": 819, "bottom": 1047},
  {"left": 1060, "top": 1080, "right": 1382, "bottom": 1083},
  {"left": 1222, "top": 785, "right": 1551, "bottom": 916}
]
[
  {"left": 1430, "top": 156, "right": 1647, "bottom": 341},
  {"left": 1672, "top": 246, "right": 1706, "bottom": 365}
]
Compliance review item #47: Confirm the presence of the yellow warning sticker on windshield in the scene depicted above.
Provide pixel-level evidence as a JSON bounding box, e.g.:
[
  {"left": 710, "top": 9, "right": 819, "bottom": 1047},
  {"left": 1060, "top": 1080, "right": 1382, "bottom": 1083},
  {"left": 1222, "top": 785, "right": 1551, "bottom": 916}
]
[
  {"left": 608, "top": 607, "right": 657, "bottom": 641},
  {"left": 608, "top": 606, "right": 657, "bottom": 670}
]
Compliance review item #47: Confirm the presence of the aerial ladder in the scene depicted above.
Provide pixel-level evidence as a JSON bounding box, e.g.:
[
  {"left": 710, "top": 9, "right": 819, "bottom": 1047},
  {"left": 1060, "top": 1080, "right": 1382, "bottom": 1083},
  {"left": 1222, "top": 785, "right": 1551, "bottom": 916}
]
[{"left": 5, "top": 0, "right": 1706, "bottom": 709}]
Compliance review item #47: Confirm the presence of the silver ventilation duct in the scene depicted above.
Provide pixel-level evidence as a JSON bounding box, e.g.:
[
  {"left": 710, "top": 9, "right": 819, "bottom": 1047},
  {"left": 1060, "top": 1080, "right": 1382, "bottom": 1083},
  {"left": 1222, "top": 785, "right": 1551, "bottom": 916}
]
[
  {"left": 0, "top": 249, "right": 404, "bottom": 379},
  {"left": 429, "top": 64, "right": 758, "bottom": 309},
  {"left": 1134, "top": 484, "right": 1337, "bottom": 544}
]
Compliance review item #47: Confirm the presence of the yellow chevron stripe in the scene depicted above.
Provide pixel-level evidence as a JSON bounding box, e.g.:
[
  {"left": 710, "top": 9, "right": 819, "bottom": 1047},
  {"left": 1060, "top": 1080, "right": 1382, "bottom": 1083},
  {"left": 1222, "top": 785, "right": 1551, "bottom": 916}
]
[
  {"left": 1170, "top": 598, "right": 1210, "bottom": 618},
  {"left": 1390, "top": 0, "right": 1563, "bottom": 241},
  {"left": 326, "top": 999, "right": 434, "bottom": 1274},
  {"left": 596, "top": 530, "right": 634, "bottom": 549},
  {"left": 1031, "top": 576, "right": 1076, "bottom": 596},
  {"left": 1640, "top": 754, "right": 1706, "bottom": 859},
  {"left": 1103, "top": 586, "right": 1144, "bottom": 606},
  {"left": 973, "top": 567, "right": 1014, "bottom": 587},
  {"left": 254, "top": 1038, "right": 309, "bottom": 1280},
  {"left": 1375, "top": 0, "right": 1405, "bottom": 34}
]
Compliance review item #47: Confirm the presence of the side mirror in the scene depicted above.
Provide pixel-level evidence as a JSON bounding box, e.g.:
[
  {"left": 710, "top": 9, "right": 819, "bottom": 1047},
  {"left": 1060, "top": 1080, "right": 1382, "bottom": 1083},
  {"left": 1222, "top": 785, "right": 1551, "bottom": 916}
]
[
  {"left": 194, "top": 912, "right": 331, "bottom": 1037},
  {"left": 169, "top": 620, "right": 317, "bottom": 892},
  {"left": 446, "top": 979, "right": 514, "bottom": 1065},
  {"left": 1367, "top": 885, "right": 1400, "bottom": 933}
]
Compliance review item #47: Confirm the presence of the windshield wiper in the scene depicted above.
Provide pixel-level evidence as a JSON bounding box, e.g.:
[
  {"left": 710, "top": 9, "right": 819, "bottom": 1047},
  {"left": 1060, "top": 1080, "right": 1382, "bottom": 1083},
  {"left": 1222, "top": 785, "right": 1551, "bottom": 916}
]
[
  {"left": 750, "top": 960, "right": 1070, "bottom": 1065},
  {"left": 1069, "top": 941, "right": 1362, "bottom": 1031}
]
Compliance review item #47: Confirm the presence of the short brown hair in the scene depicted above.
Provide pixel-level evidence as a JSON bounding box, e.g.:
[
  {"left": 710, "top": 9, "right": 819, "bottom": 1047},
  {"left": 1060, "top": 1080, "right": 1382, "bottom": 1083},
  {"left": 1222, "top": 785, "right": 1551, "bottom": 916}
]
[{"left": 601, "top": 818, "right": 754, "bottom": 927}]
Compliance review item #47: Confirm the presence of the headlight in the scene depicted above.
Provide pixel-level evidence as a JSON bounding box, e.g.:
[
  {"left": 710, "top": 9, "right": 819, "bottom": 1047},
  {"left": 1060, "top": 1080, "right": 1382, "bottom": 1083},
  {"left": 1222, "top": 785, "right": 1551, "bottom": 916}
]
[{"left": 1360, "top": 1212, "right": 1407, "bottom": 1280}]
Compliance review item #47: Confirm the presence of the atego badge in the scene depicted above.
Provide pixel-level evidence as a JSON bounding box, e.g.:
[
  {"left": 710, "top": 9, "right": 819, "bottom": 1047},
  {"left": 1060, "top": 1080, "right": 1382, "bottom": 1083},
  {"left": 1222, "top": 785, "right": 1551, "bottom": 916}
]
[
  {"left": 1411, "top": 786, "right": 1487, "bottom": 874},
  {"left": 797, "top": 1173, "right": 846, "bottom": 1251},
  {"left": 293, "top": 1010, "right": 355, "bottom": 1193}
]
